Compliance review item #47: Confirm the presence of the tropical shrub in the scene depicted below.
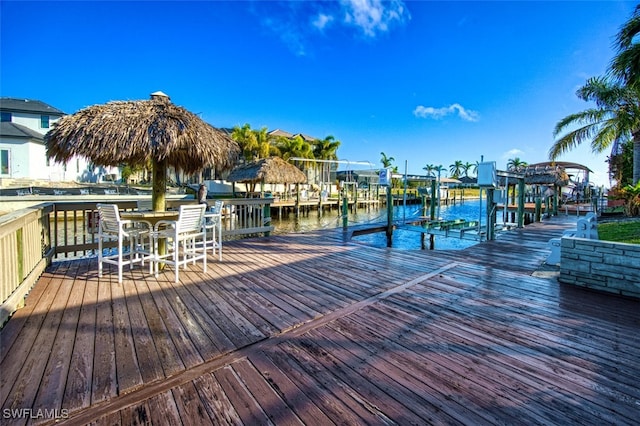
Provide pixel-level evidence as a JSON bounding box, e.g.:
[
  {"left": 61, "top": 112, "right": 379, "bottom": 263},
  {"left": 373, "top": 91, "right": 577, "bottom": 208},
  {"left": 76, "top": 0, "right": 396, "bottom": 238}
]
[{"left": 619, "top": 182, "right": 640, "bottom": 216}]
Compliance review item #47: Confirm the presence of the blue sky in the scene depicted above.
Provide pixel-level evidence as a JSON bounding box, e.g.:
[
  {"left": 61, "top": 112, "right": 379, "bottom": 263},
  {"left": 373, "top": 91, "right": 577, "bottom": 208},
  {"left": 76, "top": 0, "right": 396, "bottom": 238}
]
[{"left": 1, "top": 1, "right": 636, "bottom": 187}]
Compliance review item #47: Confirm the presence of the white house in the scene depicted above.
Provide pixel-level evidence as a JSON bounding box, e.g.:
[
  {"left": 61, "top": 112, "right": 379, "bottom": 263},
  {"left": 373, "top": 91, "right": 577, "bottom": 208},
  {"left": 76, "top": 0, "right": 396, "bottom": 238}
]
[{"left": 0, "top": 97, "right": 118, "bottom": 182}]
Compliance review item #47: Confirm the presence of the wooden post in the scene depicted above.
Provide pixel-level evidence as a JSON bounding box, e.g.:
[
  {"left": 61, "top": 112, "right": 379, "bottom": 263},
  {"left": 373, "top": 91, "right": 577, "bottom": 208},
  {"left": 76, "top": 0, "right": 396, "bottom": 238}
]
[
  {"left": 386, "top": 189, "right": 393, "bottom": 247},
  {"left": 430, "top": 179, "right": 437, "bottom": 249},
  {"left": 152, "top": 158, "right": 166, "bottom": 212},
  {"left": 430, "top": 180, "right": 437, "bottom": 220},
  {"left": 354, "top": 184, "right": 358, "bottom": 212},
  {"left": 517, "top": 178, "right": 525, "bottom": 228},
  {"left": 486, "top": 188, "right": 496, "bottom": 240},
  {"left": 263, "top": 203, "right": 271, "bottom": 237},
  {"left": 152, "top": 158, "right": 167, "bottom": 260},
  {"left": 545, "top": 194, "right": 550, "bottom": 217},
  {"left": 535, "top": 197, "right": 542, "bottom": 222},
  {"left": 342, "top": 195, "right": 349, "bottom": 229},
  {"left": 295, "top": 183, "right": 300, "bottom": 217}
]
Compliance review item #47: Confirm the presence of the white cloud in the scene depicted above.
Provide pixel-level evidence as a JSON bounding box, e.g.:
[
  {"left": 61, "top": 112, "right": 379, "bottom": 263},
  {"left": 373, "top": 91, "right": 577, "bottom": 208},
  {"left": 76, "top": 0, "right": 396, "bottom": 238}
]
[
  {"left": 340, "top": 0, "right": 410, "bottom": 37},
  {"left": 413, "top": 103, "right": 480, "bottom": 122},
  {"left": 262, "top": 16, "right": 307, "bottom": 57},
  {"left": 257, "top": 0, "right": 409, "bottom": 56},
  {"left": 502, "top": 149, "right": 524, "bottom": 159},
  {"left": 313, "top": 13, "right": 334, "bottom": 31}
]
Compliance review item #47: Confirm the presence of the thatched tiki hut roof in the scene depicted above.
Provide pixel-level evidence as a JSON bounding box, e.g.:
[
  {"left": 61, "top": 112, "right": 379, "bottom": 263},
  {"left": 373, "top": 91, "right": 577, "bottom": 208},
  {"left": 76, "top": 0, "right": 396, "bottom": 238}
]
[
  {"left": 45, "top": 91, "right": 240, "bottom": 211},
  {"left": 227, "top": 157, "right": 307, "bottom": 184},
  {"left": 523, "top": 163, "right": 570, "bottom": 186}
]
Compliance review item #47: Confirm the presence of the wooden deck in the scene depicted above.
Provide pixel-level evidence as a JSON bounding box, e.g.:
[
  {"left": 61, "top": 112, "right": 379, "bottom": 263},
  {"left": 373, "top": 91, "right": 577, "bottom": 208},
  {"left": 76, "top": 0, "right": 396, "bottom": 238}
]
[{"left": 1, "top": 215, "right": 638, "bottom": 425}]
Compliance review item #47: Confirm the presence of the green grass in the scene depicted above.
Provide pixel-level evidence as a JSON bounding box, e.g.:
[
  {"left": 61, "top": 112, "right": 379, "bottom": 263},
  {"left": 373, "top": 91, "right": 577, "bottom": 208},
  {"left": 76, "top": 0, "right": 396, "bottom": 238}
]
[{"left": 598, "top": 220, "right": 640, "bottom": 244}]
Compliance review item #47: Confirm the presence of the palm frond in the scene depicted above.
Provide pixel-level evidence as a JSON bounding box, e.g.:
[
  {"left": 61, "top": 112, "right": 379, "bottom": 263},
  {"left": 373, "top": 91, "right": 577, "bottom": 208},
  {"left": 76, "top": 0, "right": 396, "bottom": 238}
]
[
  {"left": 550, "top": 122, "right": 603, "bottom": 160},
  {"left": 553, "top": 109, "right": 611, "bottom": 137}
]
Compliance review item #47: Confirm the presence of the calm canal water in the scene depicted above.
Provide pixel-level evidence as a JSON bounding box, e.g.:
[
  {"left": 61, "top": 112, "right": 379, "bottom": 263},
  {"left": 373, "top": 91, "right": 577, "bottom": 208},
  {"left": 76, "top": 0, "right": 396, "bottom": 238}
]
[{"left": 271, "top": 199, "right": 489, "bottom": 250}]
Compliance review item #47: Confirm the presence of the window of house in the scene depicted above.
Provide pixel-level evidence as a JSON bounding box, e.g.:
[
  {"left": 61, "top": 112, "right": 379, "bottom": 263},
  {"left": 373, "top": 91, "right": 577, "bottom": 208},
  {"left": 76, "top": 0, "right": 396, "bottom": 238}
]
[
  {"left": 1, "top": 112, "right": 11, "bottom": 122},
  {"left": 41, "top": 115, "right": 50, "bottom": 128},
  {"left": 1, "top": 149, "right": 9, "bottom": 175}
]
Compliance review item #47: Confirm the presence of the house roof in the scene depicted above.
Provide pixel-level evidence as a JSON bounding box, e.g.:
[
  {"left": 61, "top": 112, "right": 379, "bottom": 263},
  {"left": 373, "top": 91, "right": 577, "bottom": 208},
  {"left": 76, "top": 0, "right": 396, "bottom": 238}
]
[
  {"left": 293, "top": 133, "right": 318, "bottom": 142},
  {"left": 268, "top": 129, "right": 294, "bottom": 138},
  {"left": 0, "top": 122, "right": 45, "bottom": 141},
  {"left": 0, "top": 97, "right": 65, "bottom": 116}
]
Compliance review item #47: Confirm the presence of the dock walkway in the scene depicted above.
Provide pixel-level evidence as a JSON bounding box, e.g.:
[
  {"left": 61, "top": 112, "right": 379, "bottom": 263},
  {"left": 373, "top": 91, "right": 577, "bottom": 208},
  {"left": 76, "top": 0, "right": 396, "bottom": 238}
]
[{"left": 1, "top": 215, "right": 638, "bottom": 425}]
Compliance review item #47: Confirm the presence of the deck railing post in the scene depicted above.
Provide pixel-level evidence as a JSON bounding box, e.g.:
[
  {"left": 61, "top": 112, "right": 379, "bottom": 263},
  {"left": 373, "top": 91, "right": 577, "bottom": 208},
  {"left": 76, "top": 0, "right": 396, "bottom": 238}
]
[
  {"left": 263, "top": 202, "right": 271, "bottom": 237},
  {"left": 342, "top": 195, "right": 349, "bottom": 229},
  {"left": 517, "top": 178, "right": 525, "bottom": 228},
  {"left": 386, "top": 189, "right": 393, "bottom": 247}
]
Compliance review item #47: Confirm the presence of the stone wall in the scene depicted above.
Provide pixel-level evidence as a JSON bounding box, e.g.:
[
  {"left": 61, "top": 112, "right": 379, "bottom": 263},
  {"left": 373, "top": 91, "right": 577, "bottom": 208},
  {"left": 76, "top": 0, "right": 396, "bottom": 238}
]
[{"left": 559, "top": 237, "right": 640, "bottom": 298}]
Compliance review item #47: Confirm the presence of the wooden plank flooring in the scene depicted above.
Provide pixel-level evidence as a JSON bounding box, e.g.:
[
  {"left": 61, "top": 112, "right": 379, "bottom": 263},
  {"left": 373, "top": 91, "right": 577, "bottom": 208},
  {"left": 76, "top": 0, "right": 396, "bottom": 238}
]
[{"left": 1, "top": 215, "right": 639, "bottom": 425}]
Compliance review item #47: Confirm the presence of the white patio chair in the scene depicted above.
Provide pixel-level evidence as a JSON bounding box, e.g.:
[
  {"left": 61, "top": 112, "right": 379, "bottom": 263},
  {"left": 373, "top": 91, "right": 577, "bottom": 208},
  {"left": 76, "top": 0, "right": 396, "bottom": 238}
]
[
  {"left": 136, "top": 199, "right": 153, "bottom": 211},
  {"left": 153, "top": 204, "right": 207, "bottom": 283},
  {"left": 202, "top": 200, "right": 224, "bottom": 261},
  {"left": 96, "top": 203, "right": 153, "bottom": 283}
]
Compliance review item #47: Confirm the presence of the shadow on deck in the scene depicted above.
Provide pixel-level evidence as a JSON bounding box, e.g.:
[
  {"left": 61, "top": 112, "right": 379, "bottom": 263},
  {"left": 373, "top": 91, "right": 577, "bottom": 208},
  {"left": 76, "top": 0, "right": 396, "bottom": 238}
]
[{"left": 1, "top": 215, "right": 638, "bottom": 425}]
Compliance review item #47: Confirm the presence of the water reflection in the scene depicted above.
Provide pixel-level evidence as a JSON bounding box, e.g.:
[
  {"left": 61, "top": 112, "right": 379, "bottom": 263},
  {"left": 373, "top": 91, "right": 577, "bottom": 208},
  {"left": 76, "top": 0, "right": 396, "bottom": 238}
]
[{"left": 272, "top": 199, "right": 486, "bottom": 251}]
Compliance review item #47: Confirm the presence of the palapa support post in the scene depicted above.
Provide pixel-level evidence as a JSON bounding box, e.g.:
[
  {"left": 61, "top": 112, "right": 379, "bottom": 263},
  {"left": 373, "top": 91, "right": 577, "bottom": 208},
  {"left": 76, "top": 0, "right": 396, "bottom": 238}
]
[
  {"left": 152, "top": 157, "right": 168, "bottom": 261},
  {"left": 295, "top": 183, "right": 300, "bottom": 217}
]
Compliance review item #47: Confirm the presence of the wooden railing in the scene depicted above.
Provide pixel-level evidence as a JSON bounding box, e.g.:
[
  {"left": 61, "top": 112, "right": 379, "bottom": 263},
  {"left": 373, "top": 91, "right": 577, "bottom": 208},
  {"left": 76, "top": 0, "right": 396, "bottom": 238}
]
[
  {"left": 0, "top": 198, "right": 274, "bottom": 325},
  {"left": 0, "top": 204, "right": 53, "bottom": 325}
]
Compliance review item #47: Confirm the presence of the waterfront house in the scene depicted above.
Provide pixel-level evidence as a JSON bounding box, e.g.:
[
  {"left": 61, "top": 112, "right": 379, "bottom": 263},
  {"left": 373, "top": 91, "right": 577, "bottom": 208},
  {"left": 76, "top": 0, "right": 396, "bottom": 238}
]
[{"left": 0, "top": 97, "right": 118, "bottom": 183}]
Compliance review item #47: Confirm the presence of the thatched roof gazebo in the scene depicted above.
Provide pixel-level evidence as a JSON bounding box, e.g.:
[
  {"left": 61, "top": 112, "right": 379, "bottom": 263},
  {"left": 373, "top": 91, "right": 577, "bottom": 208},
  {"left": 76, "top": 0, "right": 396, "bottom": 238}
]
[
  {"left": 227, "top": 156, "right": 307, "bottom": 184},
  {"left": 227, "top": 157, "right": 307, "bottom": 198},
  {"left": 45, "top": 91, "right": 240, "bottom": 211},
  {"left": 523, "top": 163, "right": 571, "bottom": 186}
]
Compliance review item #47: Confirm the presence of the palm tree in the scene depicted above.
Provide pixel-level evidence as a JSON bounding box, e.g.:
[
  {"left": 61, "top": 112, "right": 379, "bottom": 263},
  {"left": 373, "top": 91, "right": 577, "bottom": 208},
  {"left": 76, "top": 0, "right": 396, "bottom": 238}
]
[
  {"left": 462, "top": 161, "right": 474, "bottom": 177},
  {"left": 551, "top": 8, "right": 640, "bottom": 185},
  {"left": 549, "top": 77, "right": 640, "bottom": 184},
  {"left": 380, "top": 152, "right": 395, "bottom": 168},
  {"left": 449, "top": 160, "right": 464, "bottom": 178},
  {"left": 254, "top": 126, "right": 277, "bottom": 159},
  {"left": 506, "top": 157, "right": 528, "bottom": 205},
  {"left": 422, "top": 164, "right": 437, "bottom": 177},
  {"left": 231, "top": 123, "right": 258, "bottom": 162},
  {"left": 609, "top": 5, "right": 640, "bottom": 90},
  {"left": 610, "top": 5, "right": 640, "bottom": 185},
  {"left": 276, "top": 134, "right": 313, "bottom": 165},
  {"left": 507, "top": 157, "right": 528, "bottom": 172},
  {"left": 470, "top": 161, "right": 480, "bottom": 177},
  {"left": 313, "top": 135, "right": 341, "bottom": 189}
]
